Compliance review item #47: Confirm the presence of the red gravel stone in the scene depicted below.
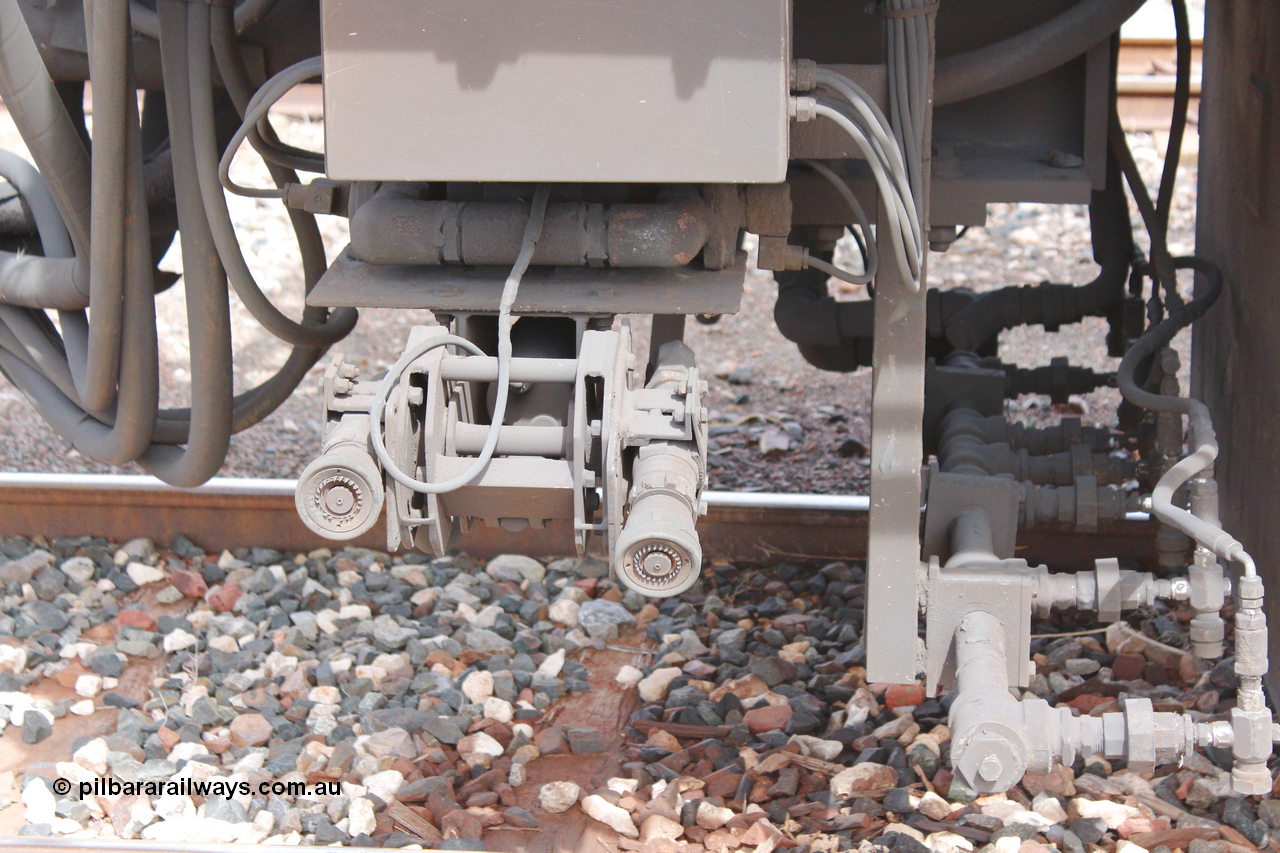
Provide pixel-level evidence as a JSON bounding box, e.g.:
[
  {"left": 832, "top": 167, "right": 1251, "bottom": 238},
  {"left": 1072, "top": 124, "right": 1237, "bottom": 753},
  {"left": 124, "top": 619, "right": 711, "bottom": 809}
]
[
  {"left": 1066, "top": 694, "right": 1111, "bottom": 713},
  {"left": 743, "top": 703, "right": 793, "bottom": 734},
  {"left": 169, "top": 568, "right": 208, "bottom": 598},
  {"left": 117, "top": 609, "right": 157, "bottom": 632},
  {"left": 1112, "top": 653, "right": 1146, "bottom": 681},
  {"left": 884, "top": 684, "right": 926, "bottom": 709},
  {"left": 207, "top": 580, "right": 242, "bottom": 613}
]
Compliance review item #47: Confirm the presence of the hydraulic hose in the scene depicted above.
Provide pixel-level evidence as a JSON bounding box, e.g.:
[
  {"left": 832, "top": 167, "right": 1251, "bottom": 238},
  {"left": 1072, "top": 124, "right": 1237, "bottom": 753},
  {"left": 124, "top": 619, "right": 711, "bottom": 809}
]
[
  {"left": 128, "top": 0, "right": 279, "bottom": 40},
  {"left": 0, "top": 0, "right": 90, "bottom": 321},
  {"left": 0, "top": 151, "right": 72, "bottom": 258},
  {"left": 774, "top": 271, "right": 875, "bottom": 348},
  {"left": 1116, "top": 255, "right": 1256, "bottom": 576},
  {"left": 934, "top": 0, "right": 1146, "bottom": 106},
  {"left": 0, "top": 0, "right": 91, "bottom": 253},
  {"left": 189, "top": 9, "right": 352, "bottom": 349},
  {"left": 133, "top": 0, "right": 232, "bottom": 485},
  {"left": 944, "top": 149, "right": 1134, "bottom": 352}
]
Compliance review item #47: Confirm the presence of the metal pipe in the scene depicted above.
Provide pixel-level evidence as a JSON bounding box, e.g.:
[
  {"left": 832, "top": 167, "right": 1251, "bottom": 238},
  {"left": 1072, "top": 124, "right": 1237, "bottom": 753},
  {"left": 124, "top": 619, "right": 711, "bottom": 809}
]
[
  {"left": 948, "top": 610, "right": 1029, "bottom": 792},
  {"left": 349, "top": 192, "right": 715, "bottom": 269},
  {"left": 946, "top": 508, "right": 994, "bottom": 568},
  {"left": 453, "top": 423, "right": 569, "bottom": 458},
  {"left": 439, "top": 356, "right": 578, "bottom": 384}
]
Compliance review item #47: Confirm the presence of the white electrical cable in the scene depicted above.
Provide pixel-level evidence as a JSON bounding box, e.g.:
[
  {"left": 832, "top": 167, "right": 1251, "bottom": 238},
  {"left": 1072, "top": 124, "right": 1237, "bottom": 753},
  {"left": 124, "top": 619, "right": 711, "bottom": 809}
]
[
  {"left": 813, "top": 102, "right": 922, "bottom": 289},
  {"left": 801, "top": 158, "right": 877, "bottom": 284},
  {"left": 808, "top": 66, "right": 923, "bottom": 290},
  {"left": 369, "top": 184, "right": 552, "bottom": 494}
]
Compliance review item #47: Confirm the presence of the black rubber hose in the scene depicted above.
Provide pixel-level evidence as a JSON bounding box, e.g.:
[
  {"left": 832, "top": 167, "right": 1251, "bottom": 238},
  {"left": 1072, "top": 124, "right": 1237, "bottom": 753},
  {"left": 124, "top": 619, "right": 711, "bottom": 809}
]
[
  {"left": 943, "top": 147, "right": 1134, "bottom": 352},
  {"left": 1118, "top": 256, "right": 1222, "bottom": 419},
  {"left": 774, "top": 269, "right": 875, "bottom": 348}
]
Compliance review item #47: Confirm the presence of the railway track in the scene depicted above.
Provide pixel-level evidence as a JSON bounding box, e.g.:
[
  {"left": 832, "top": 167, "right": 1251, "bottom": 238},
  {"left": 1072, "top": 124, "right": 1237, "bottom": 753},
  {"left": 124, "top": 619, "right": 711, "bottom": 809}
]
[
  {"left": 1116, "top": 37, "right": 1203, "bottom": 132},
  {"left": 0, "top": 473, "right": 1154, "bottom": 571}
]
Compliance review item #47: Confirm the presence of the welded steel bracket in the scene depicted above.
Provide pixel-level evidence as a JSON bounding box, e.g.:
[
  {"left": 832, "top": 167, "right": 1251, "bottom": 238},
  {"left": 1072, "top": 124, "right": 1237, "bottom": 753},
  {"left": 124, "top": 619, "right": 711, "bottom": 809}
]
[
  {"left": 923, "top": 555, "right": 1036, "bottom": 693},
  {"left": 922, "top": 462, "right": 1022, "bottom": 561}
]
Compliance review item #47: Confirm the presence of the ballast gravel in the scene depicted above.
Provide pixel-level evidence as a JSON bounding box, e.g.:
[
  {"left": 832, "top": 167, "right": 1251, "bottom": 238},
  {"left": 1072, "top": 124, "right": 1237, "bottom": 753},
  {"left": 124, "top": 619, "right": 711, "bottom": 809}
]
[{"left": 0, "top": 532, "right": 1269, "bottom": 853}]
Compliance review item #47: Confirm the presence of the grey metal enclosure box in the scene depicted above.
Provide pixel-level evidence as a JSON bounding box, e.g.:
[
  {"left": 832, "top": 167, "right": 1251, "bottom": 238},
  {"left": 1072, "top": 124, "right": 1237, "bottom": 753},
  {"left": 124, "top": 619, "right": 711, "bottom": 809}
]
[{"left": 320, "top": 0, "right": 792, "bottom": 183}]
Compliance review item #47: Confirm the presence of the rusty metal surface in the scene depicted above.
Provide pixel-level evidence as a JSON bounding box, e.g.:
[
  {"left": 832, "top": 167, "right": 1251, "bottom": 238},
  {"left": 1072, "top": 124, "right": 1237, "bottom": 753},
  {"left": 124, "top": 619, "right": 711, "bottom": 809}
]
[{"left": 0, "top": 475, "right": 1153, "bottom": 567}]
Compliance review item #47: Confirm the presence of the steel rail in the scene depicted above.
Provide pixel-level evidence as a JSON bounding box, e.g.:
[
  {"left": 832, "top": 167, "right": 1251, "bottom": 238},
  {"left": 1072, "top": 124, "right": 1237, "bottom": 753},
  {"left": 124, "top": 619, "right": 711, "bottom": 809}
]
[{"left": 0, "top": 472, "right": 1152, "bottom": 570}]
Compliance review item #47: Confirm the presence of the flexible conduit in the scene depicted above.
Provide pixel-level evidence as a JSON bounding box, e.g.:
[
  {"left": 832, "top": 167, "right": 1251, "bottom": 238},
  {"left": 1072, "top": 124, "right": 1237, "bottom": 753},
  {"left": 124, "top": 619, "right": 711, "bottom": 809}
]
[{"left": 1116, "top": 256, "right": 1256, "bottom": 577}]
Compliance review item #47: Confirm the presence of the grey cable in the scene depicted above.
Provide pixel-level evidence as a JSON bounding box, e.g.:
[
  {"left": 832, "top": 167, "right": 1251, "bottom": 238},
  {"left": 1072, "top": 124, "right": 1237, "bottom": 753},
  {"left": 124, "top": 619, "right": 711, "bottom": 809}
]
[
  {"left": 801, "top": 159, "right": 877, "bottom": 283},
  {"left": 188, "top": 7, "right": 352, "bottom": 348},
  {"left": 812, "top": 68, "right": 922, "bottom": 286},
  {"left": 219, "top": 57, "right": 322, "bottom": 199},
  {"left": 1115, "top": 255, "right": 1255, "bottom": 577},
  {"left": 370, "top": 184, "right": 552, "bottom": 495},
  {"left": 813, "top": 100, "right": 921, "bottom": 289}
]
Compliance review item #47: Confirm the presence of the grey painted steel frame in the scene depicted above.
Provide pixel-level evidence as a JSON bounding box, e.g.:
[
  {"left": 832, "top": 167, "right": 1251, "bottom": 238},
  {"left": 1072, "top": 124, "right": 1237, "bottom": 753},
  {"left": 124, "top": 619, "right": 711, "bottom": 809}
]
[
  {"left": 863, "top": 17, "right": 935, "bottom": 685},
  {"left": 320, "top": 0, "right": 792, "bottom": 183}
]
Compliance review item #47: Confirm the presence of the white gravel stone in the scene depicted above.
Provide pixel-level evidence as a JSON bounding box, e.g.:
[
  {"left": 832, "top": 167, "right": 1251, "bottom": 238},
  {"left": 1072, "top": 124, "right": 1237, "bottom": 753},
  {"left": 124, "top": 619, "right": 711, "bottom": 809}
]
[
  {"left": 74, "top": 674, "right": 102, "bottom": 698},
  {"left": 22, "top": 778, "right": 55, "bottom": 825},
  {"left": 790, "top": 735, "right": 843, "bottom": 761},
  {"left": 539, "top": 781, "right": 581, "bottom": 814},
  {"left": 74, "top": 737, "right": 110, "bottom": 775},
  {"left": 69, "top": 699, "right": 95, "bottom": 716},
  {"left": 163, "top": 629, "right": 199, "bottom": 652},
  {"left": 537, "top": 648, "right": 566, "bottom": 679},
  {"left": 581, "top": 794, "right": 639, "bottom": 837},
  {"left": 0, "top": 646, "right": 26, "bottom": 674},
  {"left": 638, "top": 667, "right": 682, "bottom": 702},
  {"left": 483, "top": 697, "right": 514, "bottom": 723},
  {"left": 362, "top": 769, "right": 405, "bottom": 803},
  {"left": 459, "top": 731, "right": 504, "bottom": 758},
  {"left": 126, "top": 561, "right": 167, "bottom": 585},
  {"left": 208, "top": 635, "right": 239, "bottom": 653},
  {"left": 462, "top": 670, "right": 494, "bottom": 703},
  {"left": 59, "top": 556, "right": 97, "bottom": 585},
  {"left": 615, "top": 664, "right": 643, "bottom": 689},
  {"left": 154, "top": 793, "right": 195, "bottom": 822},
  {"left": 1071, "top": 798, "right": 1140, "bottom": 829},
  {"left": 486, "top": 554, "right": 546, "bottom": 583},
  {"left": 642, "top": 814, "right": 684, "bottom": 842},
  {"left": 928, "top": 831, "right": 974, "bottom": 853},
  {"left": 1032, "top": 796, "right": 1068, "bottom": 823},
  {"left": 695, "top": 801, "right": 734, "bottom": 830},
  {"left": 917, "top": 791, "right": 953, "bottom": 820},
  {"left": 548, "top": 598, "right": 580, "bottom": 627},
  {"left": 308, "top": 685, "right": 342, "bottom": 704}
]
